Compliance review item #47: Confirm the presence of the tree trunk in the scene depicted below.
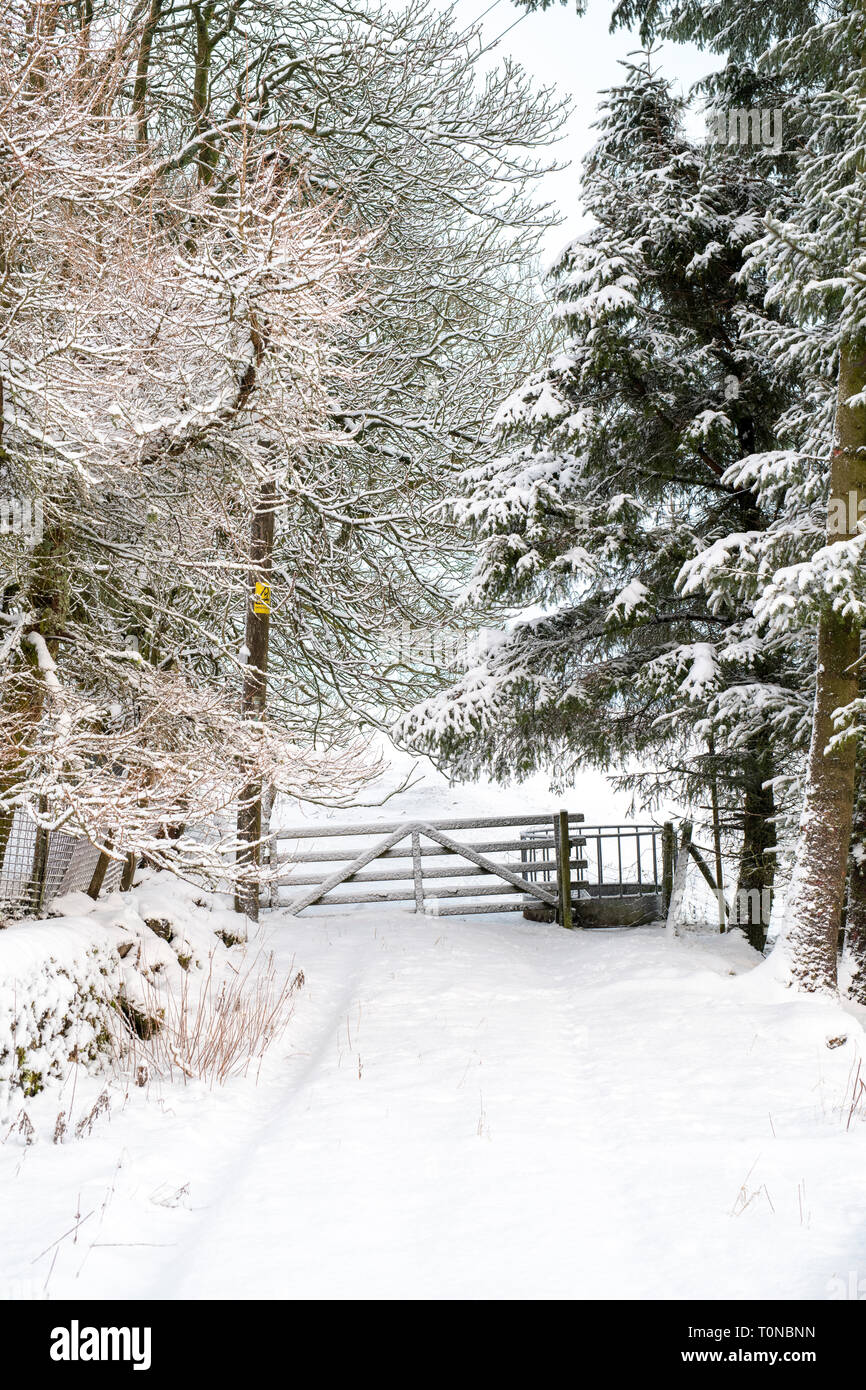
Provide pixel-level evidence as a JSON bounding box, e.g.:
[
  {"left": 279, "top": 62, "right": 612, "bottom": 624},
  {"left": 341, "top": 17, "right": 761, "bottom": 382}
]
[
  {"left": 843, "top": 666, "right": 866, "bottom": 1002},
  {"left": 780, "top": 346, "right": 866, "bottom": 991},
  {"left": 132, "top": 0, "right": 164, "bottom": 151},
  {"left": 735, "top": 743, "right": 776, "bottom": 951},
  {"left": 234, "top": 480, "right": 275, "bottom": 919},
  {"left": 845, "top": 758, "right": 866, "bottom": 1002},
  {"left": 707, "top": 737, "right": 726, "bottom": 932}
]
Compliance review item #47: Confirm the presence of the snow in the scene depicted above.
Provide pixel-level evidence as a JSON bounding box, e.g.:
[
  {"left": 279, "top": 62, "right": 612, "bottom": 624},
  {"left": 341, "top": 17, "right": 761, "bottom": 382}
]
[
  {"left": 527, "top": 382, "right": 569, "bottom": 422},
  {"left": 0, "top": 750, "right": 861, "bottom": 1302},
  {"left": 23, "top": 632, "right": 62, "bottom": 694},
  {"left": 606, "top": 578, "right": 650, "bottom": 622},
  {"left": 1, "top": 753, "right": 864, "bottom": 1300},
  {"left": 1, "top": 903, "right": 864, "bottom": 1299},
  {"left": 677, "top": 642, "right": 719, "bottom": 699},
  {"left": 0, "top": 918, "right": 121, "bottom": 1102}
]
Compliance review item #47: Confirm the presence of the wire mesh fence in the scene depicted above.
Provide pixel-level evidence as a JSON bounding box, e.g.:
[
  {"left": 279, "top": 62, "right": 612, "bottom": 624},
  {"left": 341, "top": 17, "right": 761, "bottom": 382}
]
[{"left": 0, "top": 809, "right": 124, "bottom": 918}]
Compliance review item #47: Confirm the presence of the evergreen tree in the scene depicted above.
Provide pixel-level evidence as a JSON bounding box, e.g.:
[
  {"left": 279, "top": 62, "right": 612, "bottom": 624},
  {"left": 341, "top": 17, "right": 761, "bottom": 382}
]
[
  {"left": 398, "top": 59, "right": 807, "bottom": 934},
  {"left": 607, "top": 0, "right": 866, "bottom": 993}
]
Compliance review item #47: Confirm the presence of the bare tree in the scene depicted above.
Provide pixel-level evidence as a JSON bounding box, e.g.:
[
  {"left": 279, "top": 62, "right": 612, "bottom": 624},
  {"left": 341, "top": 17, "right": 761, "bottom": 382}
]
[{"left": 0, "top": 2, "right": 376, "bottom": 893}]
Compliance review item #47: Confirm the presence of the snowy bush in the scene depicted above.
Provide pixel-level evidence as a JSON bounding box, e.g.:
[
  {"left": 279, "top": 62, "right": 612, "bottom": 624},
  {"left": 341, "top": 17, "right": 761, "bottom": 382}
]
[
  {"left": 0, "top": 870, "right": 304, "bottom": 1104},
  {"left": 0, "top": 922, "right": 122, "bottom": 1105},
  {"left": 95, "top": 874, "right": 303, "bottom": 1086},
  {"left": 0, "top": 870, "right": 279, "bottom": 1105}
]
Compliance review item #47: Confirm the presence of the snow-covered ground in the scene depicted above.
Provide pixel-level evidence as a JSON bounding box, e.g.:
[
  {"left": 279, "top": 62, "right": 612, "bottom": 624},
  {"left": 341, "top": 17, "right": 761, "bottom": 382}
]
[
  {"left": 1, "top": 762, "right": 863, "bottom": 1302},
  {"left": 2, "top": 907, "right": 865, "bottom": 1298}
]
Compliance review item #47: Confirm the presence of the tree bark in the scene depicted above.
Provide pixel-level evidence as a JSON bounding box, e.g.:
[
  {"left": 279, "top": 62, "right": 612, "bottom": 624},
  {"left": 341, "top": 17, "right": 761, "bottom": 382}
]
[
  {"left": 735, "top": 743, "right": 776, "bottom": 951},
  {"left": 781, "top": 346, "right": 866, "bottom": 991},
  {"left": 132, "top": 0, "right": 164, "bottom": 152},
  {"left": 707, "top": 736, "right": 726, "bottom": 933},
  {"left": 845, "top": 760, "right": 866, "bottom": 1002},
  {"left": 234, "top": 479, "right": 275, "bottom": 919}
]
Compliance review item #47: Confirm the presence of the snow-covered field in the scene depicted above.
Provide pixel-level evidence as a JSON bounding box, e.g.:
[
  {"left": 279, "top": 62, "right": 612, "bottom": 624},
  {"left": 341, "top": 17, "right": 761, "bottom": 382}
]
[
  {"left": 2, "top": 897, "right": 865, "bottom": 1299},
  {"left": 1, "top": 761, "right": 863, "bottom": 1302}
]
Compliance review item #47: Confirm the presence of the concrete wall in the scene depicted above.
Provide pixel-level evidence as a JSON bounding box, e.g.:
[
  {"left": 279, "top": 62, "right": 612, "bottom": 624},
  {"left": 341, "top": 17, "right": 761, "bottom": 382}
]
[{"left": 523, "top": 892, "right": 662, "bottom": 927}]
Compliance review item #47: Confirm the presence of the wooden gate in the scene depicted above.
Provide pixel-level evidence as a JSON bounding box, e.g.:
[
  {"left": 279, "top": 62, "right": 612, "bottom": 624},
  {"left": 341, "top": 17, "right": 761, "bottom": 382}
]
[{"left": 273, "top": 813, "right": 587, "bottom": 918}]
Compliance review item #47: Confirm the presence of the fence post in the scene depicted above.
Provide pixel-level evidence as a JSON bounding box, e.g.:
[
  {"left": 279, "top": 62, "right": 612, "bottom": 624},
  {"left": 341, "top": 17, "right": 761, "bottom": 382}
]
[
  {"left": 411, "top": 831, "right": 424, "bottom": 913},
  {"left": 555, "top": 810, "right": 573, "bottom": 930},
  {"left": 661, "top": 821, "right": 675, "bottom": 915},
  {"left": 665, "top": 820, "right": 692, "bottom": 937},
  {"left": 87, "top": 839, "right": 113, "bottom": 900},
  {"left": 25, "top": 795, "right": 52, "bottom": 915},
  {"left": 30, "top": 825, "right": 50, "bottom": 914},
  {"left": 120, "top": 852, "right": 138, "bottom": 892}
]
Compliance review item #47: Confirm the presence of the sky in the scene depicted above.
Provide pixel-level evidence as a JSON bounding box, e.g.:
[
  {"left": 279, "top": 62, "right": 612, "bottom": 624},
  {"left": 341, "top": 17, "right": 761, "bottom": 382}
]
[{"left": 451, "top": 0, "right": 724, "bottom": 255}]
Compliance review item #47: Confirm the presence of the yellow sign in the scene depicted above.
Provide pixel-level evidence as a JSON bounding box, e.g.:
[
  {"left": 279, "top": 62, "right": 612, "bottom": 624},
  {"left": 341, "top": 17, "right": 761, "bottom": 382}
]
[{"left": 253, "top": 582, "right": 271, "bottom": 615}]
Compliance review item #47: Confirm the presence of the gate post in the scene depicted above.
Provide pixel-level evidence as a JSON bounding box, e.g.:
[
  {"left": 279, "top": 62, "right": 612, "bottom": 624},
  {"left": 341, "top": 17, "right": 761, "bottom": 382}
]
[
  {"left": 555, "top": 810, "right": 573, "bottom": 930},
  {"left": 411, "top": 831, "right": 424, "bottom": 913},
  {"left": 87, "top": 842, "right": 113, "bottom": 901}
]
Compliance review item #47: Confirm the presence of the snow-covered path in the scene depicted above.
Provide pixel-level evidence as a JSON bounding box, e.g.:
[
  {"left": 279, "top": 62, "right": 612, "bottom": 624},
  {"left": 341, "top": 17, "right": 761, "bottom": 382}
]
[{"left": 3, "top": 912, "right": 865, "bottom": 1300}]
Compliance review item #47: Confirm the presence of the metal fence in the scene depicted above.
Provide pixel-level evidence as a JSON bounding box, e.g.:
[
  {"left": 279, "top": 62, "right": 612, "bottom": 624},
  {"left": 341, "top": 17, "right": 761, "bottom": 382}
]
[
  {"left": 0, "top": 809, "right": 124, "bottom": 917},
  {"left": 521, "top": 824, "right": 664, "bottom": 897},
  {"left": 578, "top": 824, "right": 664, "bottom": 898}
]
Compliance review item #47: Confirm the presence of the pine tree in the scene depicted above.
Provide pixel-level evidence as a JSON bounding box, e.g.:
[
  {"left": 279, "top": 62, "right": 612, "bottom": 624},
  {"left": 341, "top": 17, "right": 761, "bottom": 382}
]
[
  {"left": 605, "top": 0, "right": 866, "bottom": 991},
  {"left": 399, "top": 59, "right": 804, "bottom": 929}
]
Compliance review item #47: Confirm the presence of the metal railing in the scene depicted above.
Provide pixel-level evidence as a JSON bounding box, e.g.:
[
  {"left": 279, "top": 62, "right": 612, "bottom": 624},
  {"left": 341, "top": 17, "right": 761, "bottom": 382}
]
[
  {"left": 522, "top": 823, "right": 663, "bottom": 899},
  {"left": 579, "top": 824, "right": 664, "bottom": 898}
]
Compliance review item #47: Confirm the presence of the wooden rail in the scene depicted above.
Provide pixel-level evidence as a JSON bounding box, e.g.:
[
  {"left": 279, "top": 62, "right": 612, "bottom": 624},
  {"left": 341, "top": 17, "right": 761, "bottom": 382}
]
[{"left": 274, "top": 814, "right": 574, "bottom": 839}]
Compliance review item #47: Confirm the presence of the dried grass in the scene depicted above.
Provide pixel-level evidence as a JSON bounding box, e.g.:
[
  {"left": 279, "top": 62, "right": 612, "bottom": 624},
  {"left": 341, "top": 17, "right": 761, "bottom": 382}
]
[
  {"left": 115, "top": 946, "right": 303, "bottom": 1087},
  {"left": 844, "top": 1058, "right": 866, "bottom": 1130}
]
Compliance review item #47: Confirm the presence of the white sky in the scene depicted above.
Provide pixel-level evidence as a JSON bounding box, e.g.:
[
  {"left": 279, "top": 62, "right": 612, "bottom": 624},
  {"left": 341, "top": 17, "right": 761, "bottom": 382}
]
[{"left": 451, "top": 0, "right": 724, "bottom": 255}]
